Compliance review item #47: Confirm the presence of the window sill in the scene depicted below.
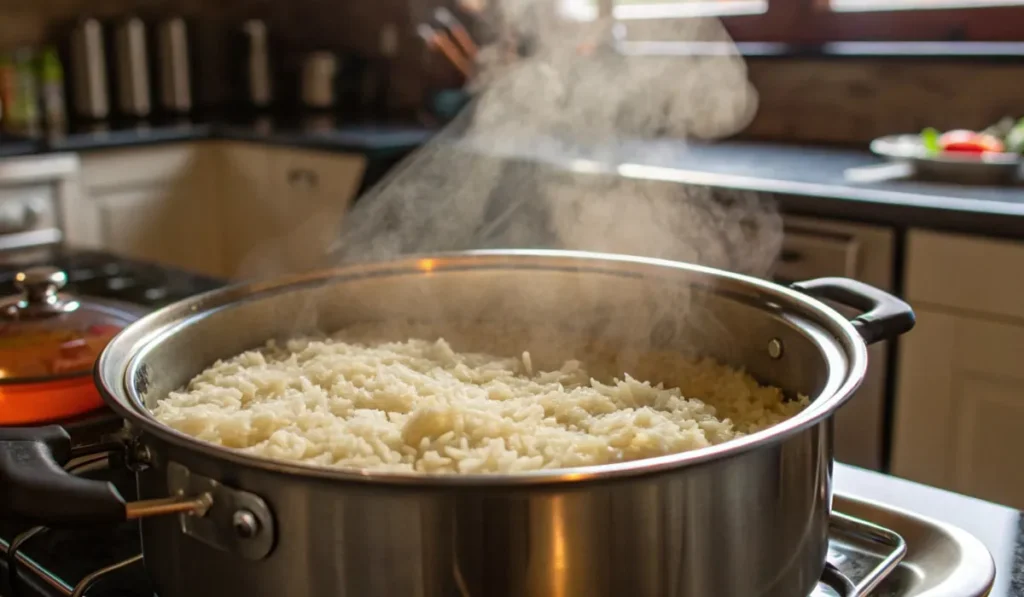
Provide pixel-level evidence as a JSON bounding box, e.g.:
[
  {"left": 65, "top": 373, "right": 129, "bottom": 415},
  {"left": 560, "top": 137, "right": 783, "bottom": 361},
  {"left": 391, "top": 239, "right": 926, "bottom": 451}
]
[
  {"left": 833, "top": 0, "right": 1024, "bottom": 11},
  {"left": 616, "top": 40, "right": 1024, "bottom": 59}
]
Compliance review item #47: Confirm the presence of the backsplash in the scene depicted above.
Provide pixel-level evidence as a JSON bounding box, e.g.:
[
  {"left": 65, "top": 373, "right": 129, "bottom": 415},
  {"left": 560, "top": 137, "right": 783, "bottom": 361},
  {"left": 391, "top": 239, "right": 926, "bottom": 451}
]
[
  {"left": 0, "top": 0, "right": 452, "bottom": 113},
  {"left": 2, "top": 0, "right": 1020, "bottom": 142},
  {"left": 744, "top": 58, "right": 1023, "bottom": 145}
]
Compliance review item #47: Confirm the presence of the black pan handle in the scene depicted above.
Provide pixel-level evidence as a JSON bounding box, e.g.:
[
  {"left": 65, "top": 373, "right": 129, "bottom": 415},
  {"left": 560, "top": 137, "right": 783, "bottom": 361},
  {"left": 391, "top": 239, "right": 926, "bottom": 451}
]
[
  {"left": 790, "top": 277, "right": 915, "bottom": 345},
  {"left": 0, "top": 426, "right": 127, "bottom": 526}
]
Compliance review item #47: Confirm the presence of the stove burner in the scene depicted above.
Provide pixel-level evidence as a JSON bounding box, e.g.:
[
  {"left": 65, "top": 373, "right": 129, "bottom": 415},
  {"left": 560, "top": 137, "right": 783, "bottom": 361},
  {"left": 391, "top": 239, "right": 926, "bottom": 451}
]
[{"left": 0, "top": 249, "right": 223, "bottom": 310}]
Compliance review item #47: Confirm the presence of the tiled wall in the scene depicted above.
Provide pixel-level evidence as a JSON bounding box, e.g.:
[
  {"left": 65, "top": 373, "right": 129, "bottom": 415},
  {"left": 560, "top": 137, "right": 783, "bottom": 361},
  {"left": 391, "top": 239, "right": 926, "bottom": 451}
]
[{"left": 4, "top": 0, "right": 1021, "bottom": 141}]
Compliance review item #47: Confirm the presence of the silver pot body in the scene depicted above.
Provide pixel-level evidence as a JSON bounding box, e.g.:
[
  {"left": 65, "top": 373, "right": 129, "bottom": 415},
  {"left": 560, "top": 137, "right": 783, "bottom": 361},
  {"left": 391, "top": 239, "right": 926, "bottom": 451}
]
[
  {"left": 91, "top": 251, "right": 905, "bottom": 597},
  {"left": 137, "top": 426, "right": 830, "bottom": 597}
]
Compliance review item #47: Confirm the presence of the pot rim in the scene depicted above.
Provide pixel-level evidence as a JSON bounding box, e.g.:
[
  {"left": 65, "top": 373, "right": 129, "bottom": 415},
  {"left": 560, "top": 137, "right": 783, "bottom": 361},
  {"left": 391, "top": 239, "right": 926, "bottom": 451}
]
[{"left": 97, "top": 249, "right": 867, "bottom": 486}]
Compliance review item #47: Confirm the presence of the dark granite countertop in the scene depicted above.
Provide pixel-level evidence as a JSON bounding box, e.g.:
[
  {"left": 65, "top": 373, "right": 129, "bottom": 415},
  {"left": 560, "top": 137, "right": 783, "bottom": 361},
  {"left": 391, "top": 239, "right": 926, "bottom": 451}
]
[
  {"left": 2, "top": 123, "right": 1024, "bottom": 238},
  {"left": 0, "top": 119, "right": 438, "bottom": 161},
  {"left": 461, "top": 137, "right": 1024, "bottom": 239}
]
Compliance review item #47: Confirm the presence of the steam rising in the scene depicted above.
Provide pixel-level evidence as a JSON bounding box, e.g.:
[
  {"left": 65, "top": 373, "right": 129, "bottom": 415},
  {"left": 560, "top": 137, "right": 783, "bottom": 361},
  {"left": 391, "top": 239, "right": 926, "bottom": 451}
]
[
  {"left": 331, "top": 3, "right": 781, "bottom": 276},
  {"left": 220, "top": 1, "right": 790, "bottom": 388}
]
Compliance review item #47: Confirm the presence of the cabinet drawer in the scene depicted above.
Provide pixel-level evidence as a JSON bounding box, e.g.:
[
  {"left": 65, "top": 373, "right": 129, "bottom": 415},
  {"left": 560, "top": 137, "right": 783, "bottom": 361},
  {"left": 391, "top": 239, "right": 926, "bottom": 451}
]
[
  {"left": 906, "top": 229, "right": 1024, "bottom": 320},
  {"left": 0, "top": 184, "right": 59, "bottom": 234},
  {"left": 81, "top": 144, "right": 197, "bottom": 190},
  {"left": 270, "top": 148, "right": 366, "bottom": 204},
  {"left": 775, "top": 225, "right": 860, "bottom": 283}
]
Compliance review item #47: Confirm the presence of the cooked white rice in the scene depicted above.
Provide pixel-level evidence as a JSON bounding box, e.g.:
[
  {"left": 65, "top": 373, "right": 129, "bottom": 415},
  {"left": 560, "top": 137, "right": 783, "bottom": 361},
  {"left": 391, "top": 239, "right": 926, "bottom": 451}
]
[{"left": 152, "top": 335, "right": 808, "bottom": 474}]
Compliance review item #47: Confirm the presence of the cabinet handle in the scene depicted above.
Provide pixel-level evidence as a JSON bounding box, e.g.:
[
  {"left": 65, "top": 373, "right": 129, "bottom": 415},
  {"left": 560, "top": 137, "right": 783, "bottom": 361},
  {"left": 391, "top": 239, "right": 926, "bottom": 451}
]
[
  {"left": 0, "top": 203, "right": 39, "bottom": 234},
  {"left": 287, "top": 169, "right": 319, "bottom": 190}
]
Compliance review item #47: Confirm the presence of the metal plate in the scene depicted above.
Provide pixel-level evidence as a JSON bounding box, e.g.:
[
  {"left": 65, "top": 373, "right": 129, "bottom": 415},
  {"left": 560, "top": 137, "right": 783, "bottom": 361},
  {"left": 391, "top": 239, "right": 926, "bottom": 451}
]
[
  {"left": 829, "top": 493, "right": 996, "bottom": 597},
  {"left": 166, "top": 462, "right": 276, "bottom": 560},
  {"left": 870, "top": 135, "right": 1022, "bottom": 186}
]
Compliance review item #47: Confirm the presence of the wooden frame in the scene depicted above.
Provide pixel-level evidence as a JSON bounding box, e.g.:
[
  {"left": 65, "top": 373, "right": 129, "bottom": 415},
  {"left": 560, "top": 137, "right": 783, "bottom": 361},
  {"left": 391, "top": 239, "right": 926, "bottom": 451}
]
[{"left": 611, "top": 0, "right": 1024, "bottom": 42}]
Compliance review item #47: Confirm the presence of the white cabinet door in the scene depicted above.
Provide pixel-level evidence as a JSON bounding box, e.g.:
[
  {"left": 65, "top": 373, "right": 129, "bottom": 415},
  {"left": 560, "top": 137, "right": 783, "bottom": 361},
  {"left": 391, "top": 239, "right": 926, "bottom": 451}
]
[
  {"left": 215, "top": 142, "right": 274, "bottom": 278},
  {"left": 71, "top": 144, "right": 223, "bottom": 277},
  {"left": 892, "top": 307, "right": 1024, "bottom": 509},
  {"left": 80, "top": 185, "right": 219, "bottom": 274},
  {"left": 224, "top": 145, "right": 366, "bottom": 280}
]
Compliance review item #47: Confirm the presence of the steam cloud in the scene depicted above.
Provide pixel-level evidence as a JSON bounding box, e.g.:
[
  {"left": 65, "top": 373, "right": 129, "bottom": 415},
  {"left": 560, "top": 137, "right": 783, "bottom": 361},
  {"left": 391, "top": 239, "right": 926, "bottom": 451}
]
[{"left": 329, "top": 1, "right": 780, "bottom": 277}]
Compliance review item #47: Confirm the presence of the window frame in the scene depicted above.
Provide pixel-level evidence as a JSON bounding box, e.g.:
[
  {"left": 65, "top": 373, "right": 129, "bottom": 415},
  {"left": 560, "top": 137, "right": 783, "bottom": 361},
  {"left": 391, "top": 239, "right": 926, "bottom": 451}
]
[{"left": 605, "top": 0, "right": 1024, "bottom": 43}]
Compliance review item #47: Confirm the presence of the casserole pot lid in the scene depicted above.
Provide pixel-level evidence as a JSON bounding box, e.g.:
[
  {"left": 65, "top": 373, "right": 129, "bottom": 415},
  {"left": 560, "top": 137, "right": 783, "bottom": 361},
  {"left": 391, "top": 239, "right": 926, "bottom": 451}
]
[{"left": 0, "top": 266, "right": 139, "bottom": 383}]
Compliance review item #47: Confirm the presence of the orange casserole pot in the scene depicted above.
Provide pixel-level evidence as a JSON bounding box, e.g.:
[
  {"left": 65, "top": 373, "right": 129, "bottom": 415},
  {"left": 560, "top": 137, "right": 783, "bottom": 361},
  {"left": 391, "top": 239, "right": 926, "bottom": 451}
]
[{"left": 0, "top": 266, "right": 143, "bottom": 425}]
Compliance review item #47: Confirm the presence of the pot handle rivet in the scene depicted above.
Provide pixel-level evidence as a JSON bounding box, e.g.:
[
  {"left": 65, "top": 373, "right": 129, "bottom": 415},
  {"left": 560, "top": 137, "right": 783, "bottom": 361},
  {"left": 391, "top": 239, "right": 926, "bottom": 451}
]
[
  {"left": 768, "top": 338, "right": 783, "bottom": 359},
  {"left": 232, "top": 509, "right": 260, "bottom": 539}
]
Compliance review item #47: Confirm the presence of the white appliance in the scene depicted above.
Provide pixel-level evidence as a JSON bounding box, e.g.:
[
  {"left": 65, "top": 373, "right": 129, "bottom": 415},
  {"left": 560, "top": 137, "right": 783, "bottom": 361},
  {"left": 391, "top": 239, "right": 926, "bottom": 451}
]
[
  {"left": 776, "top": 215, "right": 896, "bottom": 471},
  {"left": 0, "top": 153, "right": 81, "bottom": 262}
]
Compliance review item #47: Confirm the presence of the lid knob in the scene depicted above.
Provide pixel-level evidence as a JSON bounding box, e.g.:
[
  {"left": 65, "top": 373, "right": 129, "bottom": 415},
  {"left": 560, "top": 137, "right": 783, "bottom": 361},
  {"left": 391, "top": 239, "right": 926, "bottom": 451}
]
[
  {"left": 16, "top": 266, "right": 68, "bottom": 301},
  {"left": 8, "top": 267, "right": 77, "bottom": 319}
]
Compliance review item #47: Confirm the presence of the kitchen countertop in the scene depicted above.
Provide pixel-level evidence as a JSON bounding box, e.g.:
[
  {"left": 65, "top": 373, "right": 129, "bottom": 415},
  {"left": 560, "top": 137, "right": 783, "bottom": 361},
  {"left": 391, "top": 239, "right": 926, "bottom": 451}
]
[
  {"left": 0, "top": 119, "right": 438, "bottom": 161},
  {"left": 835, "top": 463, "right": 1023, "bottom": 596},
  {"left": 461, "top": 136, "right": 1024, "bottom": 239},
  {"left": 1, "top": 121, "right": 1023, "bottom": 237}
]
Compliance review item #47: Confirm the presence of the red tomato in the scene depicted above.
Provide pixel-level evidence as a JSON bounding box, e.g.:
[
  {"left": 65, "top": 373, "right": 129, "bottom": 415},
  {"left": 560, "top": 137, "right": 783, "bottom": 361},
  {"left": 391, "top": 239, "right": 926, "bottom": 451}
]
[{"left": 938, "top": 130, "right": 1005, "bottom": 153}]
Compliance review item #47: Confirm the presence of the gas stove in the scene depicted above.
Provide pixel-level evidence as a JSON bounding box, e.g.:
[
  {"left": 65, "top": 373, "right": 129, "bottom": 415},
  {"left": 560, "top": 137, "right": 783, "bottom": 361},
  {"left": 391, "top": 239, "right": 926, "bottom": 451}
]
[
  {"left": 0, "top": 248, "right": 226, "bottom": 447},
  {"left": 0, "top": 249, "right": 227, "bottom": 597},
  {"left": 0, "top": 249, "right": 224, "bottom": 310}
]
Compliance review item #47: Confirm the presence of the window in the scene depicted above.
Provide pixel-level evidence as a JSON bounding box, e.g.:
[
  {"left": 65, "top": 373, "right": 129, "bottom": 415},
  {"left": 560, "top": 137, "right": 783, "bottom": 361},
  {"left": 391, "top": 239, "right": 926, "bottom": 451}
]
[
  {"left": 561, "top": 0, "right": 1024, "bottom": 43},
  {"left": 830, "top": 0, "right": 1024, "bottom": 11}
]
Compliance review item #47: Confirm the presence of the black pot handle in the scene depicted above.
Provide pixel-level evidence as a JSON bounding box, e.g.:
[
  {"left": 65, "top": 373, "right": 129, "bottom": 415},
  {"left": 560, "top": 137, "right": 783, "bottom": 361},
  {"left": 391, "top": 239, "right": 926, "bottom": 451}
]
[
  {"left": 1, "top": 426, "right": 212, "bottom": 527},
  {"left": 0, "top": 425, "right": 127, "bottom": 526},
  {"left": 790, "top": 277, "right": 915, "bottom": 345}
]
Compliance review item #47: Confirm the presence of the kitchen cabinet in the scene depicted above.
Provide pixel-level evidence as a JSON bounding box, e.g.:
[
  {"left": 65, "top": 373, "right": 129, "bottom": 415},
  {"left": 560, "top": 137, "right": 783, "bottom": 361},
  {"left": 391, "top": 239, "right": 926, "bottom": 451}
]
[
  {"left": 219, "top": 143, "right": 366, "bottom": 279},
  {"left": 777, "top": 216, "right": 894, "bottom": 471},
  {"left": 892, "top": 229, "right": 1024, "bottom": 509},
  {"left": 213, "top": 142, "right": 273, "bottom": 278},
  {"left": 66, "top": 142, "right": 367, "bottom": 280},
  {"left": 67, "top": 144, "right": 226, "bottom": 277},
  {"left": 265, "top": 147, "right": 366, "bottom": 275}
]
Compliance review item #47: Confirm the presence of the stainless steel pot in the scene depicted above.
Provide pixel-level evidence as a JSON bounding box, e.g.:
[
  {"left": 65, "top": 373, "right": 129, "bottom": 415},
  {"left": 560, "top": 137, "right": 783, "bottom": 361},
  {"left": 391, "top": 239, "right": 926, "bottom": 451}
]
[{"left": 0, "top": 250, "right": 914, "bottom": 597}]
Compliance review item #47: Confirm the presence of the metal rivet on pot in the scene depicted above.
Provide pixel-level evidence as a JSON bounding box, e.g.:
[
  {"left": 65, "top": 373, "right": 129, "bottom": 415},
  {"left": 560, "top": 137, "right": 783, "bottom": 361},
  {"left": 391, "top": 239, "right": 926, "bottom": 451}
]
[
  {"left": 232, "top": 509, "right": 260, "bottom": 539},
  {"left": 768, "top": 339, "right": 784, "bottom": 359},
  {"left": 125, "top": 441, "right": 152, "bottom": 472},
  {"left": 133, "top": 443, "right": 151, "bottom": 464}
]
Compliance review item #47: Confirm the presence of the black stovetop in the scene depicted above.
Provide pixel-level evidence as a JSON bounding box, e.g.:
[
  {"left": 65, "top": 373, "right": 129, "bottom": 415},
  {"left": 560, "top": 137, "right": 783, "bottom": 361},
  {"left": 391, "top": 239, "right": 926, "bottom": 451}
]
[
  {"left": 0, "top": 249, "right": 224, "bottom": 309},
  {"left": 1, "top": 249, "right": 225, "bottom": 597},
  {"left": 0, "top": 464, "right": 150, "bottom": 597}
]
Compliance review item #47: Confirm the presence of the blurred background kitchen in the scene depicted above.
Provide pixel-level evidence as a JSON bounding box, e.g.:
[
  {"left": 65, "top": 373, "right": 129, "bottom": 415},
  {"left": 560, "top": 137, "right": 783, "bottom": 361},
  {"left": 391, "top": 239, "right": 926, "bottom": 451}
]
[{"left": 2, "top": 0, "right": 1024, "bottom": 585}]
